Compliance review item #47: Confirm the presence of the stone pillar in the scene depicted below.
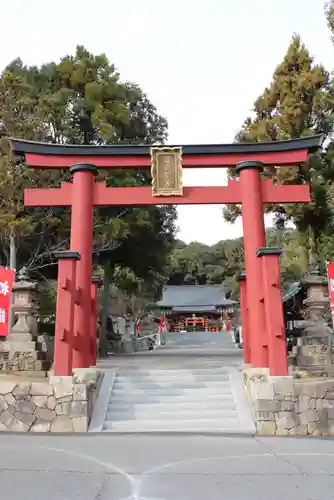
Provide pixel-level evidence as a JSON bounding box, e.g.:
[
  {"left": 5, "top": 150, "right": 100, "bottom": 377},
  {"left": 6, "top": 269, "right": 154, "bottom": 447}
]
[
  {"left": 0, "top": 268, "right": 50, "bottom": 373},
  {"left": 236, "top": 161, "right": 268, "bottom": 369},
  {"left": 293, "top": 265, "right": 333, "bottom": 375},
  {"left": 257, "top": 248, "right": 288, "bottom": 376},
  {"left": 237, "top": 272, "right": 251, "bottom": 365}
]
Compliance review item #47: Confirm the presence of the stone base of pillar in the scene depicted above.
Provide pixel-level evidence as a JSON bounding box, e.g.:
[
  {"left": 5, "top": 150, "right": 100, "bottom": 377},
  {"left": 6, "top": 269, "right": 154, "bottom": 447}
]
[
  {"left": 0, "top": 336, "right": 51, "bottom": 373},
  {"left": 245, "top": 367, "right": 270, "bottom": 378},
  {"left": 0, "top": 346, "right": 51, "bottom": 372},
  {"left": 290, "top": 327, "right": 333, "bottom": 377},
  {"left": 242, "top": 363, "right": 252, "bottom": 370}
]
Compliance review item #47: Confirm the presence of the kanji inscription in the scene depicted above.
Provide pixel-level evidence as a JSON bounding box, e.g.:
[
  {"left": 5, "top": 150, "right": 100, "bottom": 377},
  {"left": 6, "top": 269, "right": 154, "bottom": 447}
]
[{"left": 151, "top": 146, "right": 183, "bottom": 196}]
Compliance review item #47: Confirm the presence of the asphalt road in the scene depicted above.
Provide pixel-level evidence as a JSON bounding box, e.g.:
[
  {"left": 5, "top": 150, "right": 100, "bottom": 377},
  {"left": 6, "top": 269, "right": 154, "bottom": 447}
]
[
  {"left": 1, "top": 434, "right": 334, "bottom": 499},
  {"left": 4, "top": 332, "right": 330, "bottom": 499}
]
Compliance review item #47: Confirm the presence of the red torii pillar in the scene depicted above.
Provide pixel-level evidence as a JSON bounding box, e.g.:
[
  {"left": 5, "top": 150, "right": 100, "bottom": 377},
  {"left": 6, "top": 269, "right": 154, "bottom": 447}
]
[
  {"left": 236, "top": 161, "right": 268, "bottom": 369},
  {"left": 69, "top": 164, "right": 97, "bottom": 368},
  {"left": 257, "top": 247, "right": 288, "bottom": 376},
  {"left": 53, "top": 251, "right": 80, "bottom": 376}
]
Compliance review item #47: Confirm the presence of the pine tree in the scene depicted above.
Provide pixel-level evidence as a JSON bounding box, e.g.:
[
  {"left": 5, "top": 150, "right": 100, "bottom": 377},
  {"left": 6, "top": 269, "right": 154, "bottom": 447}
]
[
  {"left": 0, "top": 47, "right": 176, "bottom": 288},
  {"left": 224, "top": 35, "right": 334, "bottom": 264},
  {"left": 0, "top": 70, "right": 57, "bottom": 268}
]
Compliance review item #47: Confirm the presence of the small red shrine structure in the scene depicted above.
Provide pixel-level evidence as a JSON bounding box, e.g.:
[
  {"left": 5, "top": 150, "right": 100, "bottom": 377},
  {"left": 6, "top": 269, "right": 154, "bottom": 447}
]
[
  {"left": 156, "top": 285, "right": 235, "bottom": 332},
  {"left": 10, "top": 134, "right": 324, "bottom": 377}
]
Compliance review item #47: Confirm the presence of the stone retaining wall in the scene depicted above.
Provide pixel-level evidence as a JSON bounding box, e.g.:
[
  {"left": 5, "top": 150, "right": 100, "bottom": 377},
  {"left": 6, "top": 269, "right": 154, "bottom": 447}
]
[
  {"left": 0, "top": 374, "right": 98, "bottom": 432},
  {"left": 246, "top": 372, "right": 334, "bottom": 436}
]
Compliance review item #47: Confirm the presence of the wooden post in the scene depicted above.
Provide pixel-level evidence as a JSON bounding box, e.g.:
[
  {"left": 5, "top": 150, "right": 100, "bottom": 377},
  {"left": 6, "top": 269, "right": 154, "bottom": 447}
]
[
  {"left": 236, "top": 161, "right": 268, "bottom": 368},
  {"left": 257, "top": 247, "right": 288, "bottom": 376},
  {"left": 53, "top": 251, "right": 80, "bottom": 376},
  {"left": 70, "top": 164, "right": 97, "bottom": 369}
]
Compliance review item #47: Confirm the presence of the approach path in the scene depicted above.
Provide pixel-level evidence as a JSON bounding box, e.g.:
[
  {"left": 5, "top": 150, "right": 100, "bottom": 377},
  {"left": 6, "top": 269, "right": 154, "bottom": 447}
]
[
  {"left": 92, "top": 330, "right": 253, "bottom": 433},
  {"left": 2, "top": 331, "right": 333, "bottom": 499},
  {"left": 1, "top": 433, "right": 334, "bottom": 499}
]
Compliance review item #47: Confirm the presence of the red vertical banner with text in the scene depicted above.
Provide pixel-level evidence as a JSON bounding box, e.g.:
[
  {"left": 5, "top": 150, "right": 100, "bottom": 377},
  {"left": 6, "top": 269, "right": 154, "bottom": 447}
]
[
  {"left": 327, "top": 263, "right": 334, "bottom": 312},
  {"left": 0, "top": 267, "right": 15, "bottom": 336}
]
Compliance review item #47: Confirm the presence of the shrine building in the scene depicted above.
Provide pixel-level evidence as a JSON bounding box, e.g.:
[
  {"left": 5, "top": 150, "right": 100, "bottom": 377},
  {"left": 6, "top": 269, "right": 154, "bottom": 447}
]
[{"left": 157, "top": 285, "right": 236, "bottom": 332}]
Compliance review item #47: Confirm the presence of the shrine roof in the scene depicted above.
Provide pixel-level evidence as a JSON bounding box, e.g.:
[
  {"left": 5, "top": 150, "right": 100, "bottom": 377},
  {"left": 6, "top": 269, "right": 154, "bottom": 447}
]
[
  {"left": 10, "top": 134, "right": 325, "bottom": 157},
  {"left": 171, "top": 305, "right": 233, "bottom": 313},
  {"left": 157, "top": 285, "right": 236, "bottom": 309}
]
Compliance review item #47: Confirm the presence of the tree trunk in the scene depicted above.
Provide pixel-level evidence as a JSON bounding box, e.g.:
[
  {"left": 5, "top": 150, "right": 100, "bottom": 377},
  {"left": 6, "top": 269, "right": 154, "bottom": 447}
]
[
  {"left": 9, "top": 228, "right": 16, "bottom": 270},
  {"left": 308, "top": 225, "right": 317, "bottom": 268}
]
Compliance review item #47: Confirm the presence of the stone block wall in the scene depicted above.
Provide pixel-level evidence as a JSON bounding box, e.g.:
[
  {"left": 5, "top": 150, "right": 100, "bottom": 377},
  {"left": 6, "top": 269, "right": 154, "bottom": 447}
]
[
  {"left": 247, "top": 373, "right": 334, "bottom": 436},
  {"left": 0, "top": 376, "right": 96, "bottom": 432}
]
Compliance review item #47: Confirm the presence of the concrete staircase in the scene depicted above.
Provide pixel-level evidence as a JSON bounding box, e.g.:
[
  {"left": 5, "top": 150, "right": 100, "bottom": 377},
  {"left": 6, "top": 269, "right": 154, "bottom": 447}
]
[{"left": 90, "top": 367, "right": 255, "bottom": 434}]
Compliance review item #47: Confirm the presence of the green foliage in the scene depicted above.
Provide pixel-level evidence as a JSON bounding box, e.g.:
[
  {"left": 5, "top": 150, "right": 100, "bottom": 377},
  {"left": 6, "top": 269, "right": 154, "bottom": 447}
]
[
  {"left": 223, "top": 35, "right": 334, "bottom": 265},
  {"left": 0, "top": 70, "right": 66, "bottom": 268},
  {"left": 0, "top": 46, "right": 176, "bottom": 297},
  {"left": 326, "top": 1, "right": 334, "bottom": 44},
  {"left": 167, "top": 238, "right": 244, "bottom": 297},
  {"left": 167, "top": 228, "right": 311, "bottom": 298}
]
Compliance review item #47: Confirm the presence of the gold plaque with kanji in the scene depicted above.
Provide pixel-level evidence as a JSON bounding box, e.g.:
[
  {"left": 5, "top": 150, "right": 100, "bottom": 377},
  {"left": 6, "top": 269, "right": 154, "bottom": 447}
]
[{"left": 151, "top": 146, "right": 183, "bottom": 196}]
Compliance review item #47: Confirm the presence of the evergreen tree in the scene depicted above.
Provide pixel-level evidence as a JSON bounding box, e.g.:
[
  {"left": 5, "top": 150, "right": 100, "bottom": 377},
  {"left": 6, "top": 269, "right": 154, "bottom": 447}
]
[
  {"left": 223, "top": 36, "right": 334, "bottom": 264},
  {"left": 0, "top": 47, "right": 176, "bottom": 293}
]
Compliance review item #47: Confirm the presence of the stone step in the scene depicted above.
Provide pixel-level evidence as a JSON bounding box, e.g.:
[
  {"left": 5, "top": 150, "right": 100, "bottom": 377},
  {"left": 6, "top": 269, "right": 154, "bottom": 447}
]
[
  {"left": 107, "top": 409, "right": 239, "bottom": 421},
  {"left": 116, "top": 370, "right": 231, "bottom": 376},
  {"left": 109, "top": 394, "right": 235, "bottom": 404},
  {"left": 113, "top": 381, "right": 231, "bottom": 390},
  {"left": 111, "top": 386, "right": 232, "bottom": 396},
  {"left": 103, "top": 418, "right": 249, "bottom": 433},
  {"left": 116, "top": 368, "right": 231, "bottom": 375},
  {"left": 114, "top": 374, "right": 231, "bottom": 382},
  {"left": 108, "top": 400, "right": 236, "bottom": 412},
  {"left": 89, "top": 366, "right": 255, "bottom": 434}
]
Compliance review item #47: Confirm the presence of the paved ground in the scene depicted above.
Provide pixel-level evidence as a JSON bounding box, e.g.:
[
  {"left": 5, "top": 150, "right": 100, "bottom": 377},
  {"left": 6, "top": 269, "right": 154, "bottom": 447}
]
[
  {"left": 2, "top": 332, "right": 331, "bottom": 499},
  {"left": 97, "top": 330, "right": 243, "bottom": 371},
  {"left": 1, "top": 434, "right": 334, "bottom": 499}
]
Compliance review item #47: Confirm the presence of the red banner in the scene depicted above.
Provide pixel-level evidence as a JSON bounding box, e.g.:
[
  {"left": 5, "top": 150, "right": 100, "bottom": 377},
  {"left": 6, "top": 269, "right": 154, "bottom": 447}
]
[
  {"left": 327, "top": 262, "right": 334, "bottom": 311},
  {"left": 0, "top": 267, "right": 15, "bottom": 336}
]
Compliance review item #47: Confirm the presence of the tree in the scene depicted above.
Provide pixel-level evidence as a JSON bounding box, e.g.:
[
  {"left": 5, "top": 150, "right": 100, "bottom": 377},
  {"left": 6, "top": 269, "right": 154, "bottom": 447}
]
[
  {"left": 223, "top": 35, "right": 334, "bottom": 265},
  {"left": 326, "top": 1, "right": 334, "bottom": 44},
  {"left": 0, "top": 69, "right": 67, "bottom": 270},
  {"left": 0, "top": 46, "right": 176, "bottom": 289},
  {"left": 166, "top": 228, "right": 309, "bottom": 298},
  {"left": 167, "top": 238, "right": 245, "bottom": 295}
]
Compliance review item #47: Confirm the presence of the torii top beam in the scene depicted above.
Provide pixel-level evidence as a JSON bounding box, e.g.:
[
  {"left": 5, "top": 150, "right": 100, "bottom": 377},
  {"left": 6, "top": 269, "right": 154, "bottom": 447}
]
[
  {"left": 10, "top": 134, "right": 324, "bottom": 169},
  {"left": 10, "top": 134, "right": 324, "bottom": 207}
]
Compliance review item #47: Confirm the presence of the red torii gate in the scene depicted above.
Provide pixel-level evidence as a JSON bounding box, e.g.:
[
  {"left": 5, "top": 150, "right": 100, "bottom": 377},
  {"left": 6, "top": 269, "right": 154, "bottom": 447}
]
[{"left": 10, "top": 135, "right": 324, "bottom": 377}]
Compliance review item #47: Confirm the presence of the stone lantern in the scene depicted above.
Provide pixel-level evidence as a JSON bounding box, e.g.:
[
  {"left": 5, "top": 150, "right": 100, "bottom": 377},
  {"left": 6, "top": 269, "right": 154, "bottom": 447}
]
[
  {"left": 0, "top": 268, "right": 50, "bottom": 373},
  {"left": 292, "top": 264, "right": 333, "bottom": 376}
]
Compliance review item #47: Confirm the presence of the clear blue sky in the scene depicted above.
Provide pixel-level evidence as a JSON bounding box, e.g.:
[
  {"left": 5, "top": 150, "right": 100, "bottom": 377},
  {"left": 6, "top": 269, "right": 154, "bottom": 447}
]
[{"left": 2, "top": 1, "right": 333, "bottom": 244}]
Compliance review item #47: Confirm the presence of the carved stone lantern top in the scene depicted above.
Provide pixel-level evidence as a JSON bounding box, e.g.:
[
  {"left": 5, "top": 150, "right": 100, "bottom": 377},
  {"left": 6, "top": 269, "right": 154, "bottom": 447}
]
[
  {"left": 301, "top": 263, "right": 328, "bottom": 288},
  {"left": 12, "top": 268, "right": 38, "bottom": 313},
  {"left": 13, "top": 267, "right": 38, "bottom": 292},
  {"left": 17, "top": 266, "right": 29, "bottom": 281}
]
